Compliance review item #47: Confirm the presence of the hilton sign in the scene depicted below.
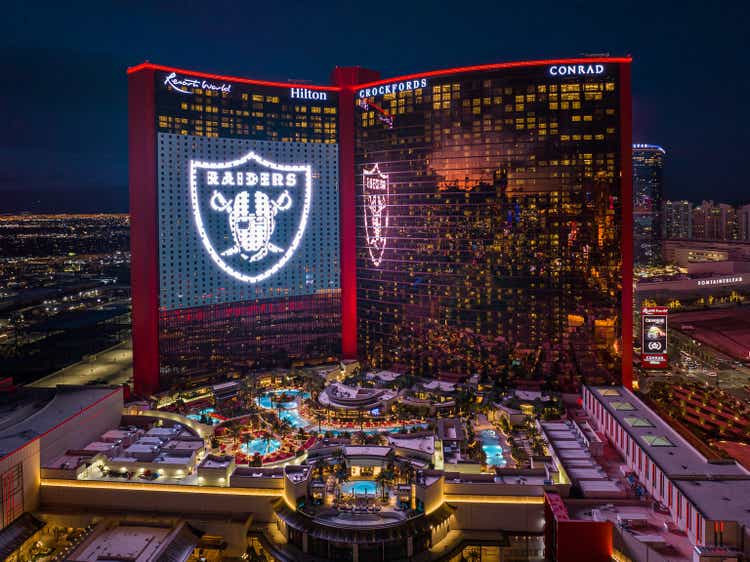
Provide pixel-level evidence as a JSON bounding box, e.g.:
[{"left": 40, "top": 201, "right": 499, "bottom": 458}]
[{"left": 290, "top": 88, "right": 328, "bottom": 101}]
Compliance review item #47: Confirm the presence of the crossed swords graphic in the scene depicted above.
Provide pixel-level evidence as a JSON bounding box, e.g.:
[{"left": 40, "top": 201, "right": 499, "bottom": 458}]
[{"left": 210, "top": 189, "right": 292, "bottom": 263}]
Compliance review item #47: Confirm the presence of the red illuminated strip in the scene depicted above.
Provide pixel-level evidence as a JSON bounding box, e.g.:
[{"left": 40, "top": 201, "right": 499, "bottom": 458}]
[
  {"left": 127, "top": 62, "right": 341, "bottom": 92},
  {"left": 129, "top": 58, "right": 632, "bottom": 92},
  {"left": 352, "top": 57, "right": 633, "bottom": 90}
]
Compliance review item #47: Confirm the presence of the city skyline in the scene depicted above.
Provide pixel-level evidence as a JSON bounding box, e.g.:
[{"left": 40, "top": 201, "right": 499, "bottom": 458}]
[
  {"left": 1, "top": 1, "right": 748, "bottom": 211},
  {"left": 2, "top": 5, "right": 750, "bottom": 562}
]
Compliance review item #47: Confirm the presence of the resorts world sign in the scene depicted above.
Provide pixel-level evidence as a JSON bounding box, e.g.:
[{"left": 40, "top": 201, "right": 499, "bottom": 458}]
[
  {"left": 189, "top": 152, "right": 312, "bottom": 283},
  {"left": 164, "top": 72, "right": 232, "bottom": 94}
]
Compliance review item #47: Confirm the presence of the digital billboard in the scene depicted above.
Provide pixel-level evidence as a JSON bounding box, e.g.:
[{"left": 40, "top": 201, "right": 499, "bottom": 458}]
[
  {"left": 641, "top": 306, "right": 668, "bottom": 369},
  {"left": 157, "top": 135, "right": 339, "bottom": 310}
]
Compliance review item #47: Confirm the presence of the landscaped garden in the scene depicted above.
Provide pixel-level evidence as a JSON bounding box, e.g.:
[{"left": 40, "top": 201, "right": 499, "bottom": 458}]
[{"left": 157, "top": 366, "right": 565, "bottom": 473}]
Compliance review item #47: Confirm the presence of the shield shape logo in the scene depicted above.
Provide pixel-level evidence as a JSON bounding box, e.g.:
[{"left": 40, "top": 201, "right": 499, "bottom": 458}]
[
  {"left": 363, "top": 163, "right": 389, "bottom": 267},
  {"left": 190, "top": 152, "right": 312, "bottom": 283}
]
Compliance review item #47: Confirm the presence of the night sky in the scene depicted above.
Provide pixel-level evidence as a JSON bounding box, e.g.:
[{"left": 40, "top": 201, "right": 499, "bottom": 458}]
[{"left": 1, "top": 1, "right": 747, "bottom": 212}]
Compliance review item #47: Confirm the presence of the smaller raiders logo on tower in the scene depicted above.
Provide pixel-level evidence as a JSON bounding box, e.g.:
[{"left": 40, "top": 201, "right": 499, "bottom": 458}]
[
  {"left": 190, "top": 152, "right": 312, "bottom": 283},
  {"left": 363, "top": 164, "right": 389, "bottom": 267}
]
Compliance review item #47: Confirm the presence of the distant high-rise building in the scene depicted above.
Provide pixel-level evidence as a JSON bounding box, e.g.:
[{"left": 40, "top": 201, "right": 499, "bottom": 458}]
[
  {"left": 738, "top": 204, "right": 750, "bottom": 241},
  {"left": 692, "top": 200, "right": 737, "bottom": 240},
  {"left": 632, "top": 144, "right": 665, "bottom": 265},
  {"left": 662, "top": 200, "right": 692, "bottom": 239}
]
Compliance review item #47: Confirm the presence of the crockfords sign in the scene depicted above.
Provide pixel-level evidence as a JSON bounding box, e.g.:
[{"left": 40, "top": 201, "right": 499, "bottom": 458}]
[
  {"left": 164, "top": 72, "right": 232, "bottom": 94},
  {"left": 358, "top": 78, "right": 428, "bottom": 98},
  {"left": 290, "top": 87, "right": 328, "bottom": 101},
  {"left": 549, "top": 64, "right": 605, "bottom": 76}
]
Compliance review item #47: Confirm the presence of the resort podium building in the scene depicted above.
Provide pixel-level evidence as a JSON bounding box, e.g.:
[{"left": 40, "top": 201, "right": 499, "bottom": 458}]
[{"left": 129, "top": 57, "right": 633, "bottom": 395}]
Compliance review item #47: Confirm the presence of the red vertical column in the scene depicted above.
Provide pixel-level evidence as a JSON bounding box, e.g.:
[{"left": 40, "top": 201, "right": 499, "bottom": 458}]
[
  {"left": 330, "top": 67, "right": 380, "bottom": 360},
  {"left": 620, "top": 59, "right": 634, "bottom": 389},
  {"left": 128, "top": 67, "right": 160, "bottom": 396}
]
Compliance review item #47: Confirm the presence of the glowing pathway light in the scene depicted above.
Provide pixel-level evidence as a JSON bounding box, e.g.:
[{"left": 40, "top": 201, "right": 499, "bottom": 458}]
[{"left": 190, "top": 152, "right": 312, "bottom": 283}]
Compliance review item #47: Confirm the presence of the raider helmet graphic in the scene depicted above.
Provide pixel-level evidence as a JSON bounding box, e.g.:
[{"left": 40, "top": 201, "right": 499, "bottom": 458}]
[
  {"left": 190, "top": 152, "right": 312, "bottom": 283},
  {"left": 363, "top": 163, "right": 389, "bottom": 267}
]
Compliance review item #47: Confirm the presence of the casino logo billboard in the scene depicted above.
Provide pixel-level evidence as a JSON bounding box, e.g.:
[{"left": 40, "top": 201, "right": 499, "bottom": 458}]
[
  {"left": 363, "top": 164, "right": 389, "bottom": 267},
  {"left": 190, "top": 151, "right": 312, "bottom": 284},
  {"left": 642, "top": 306, "right": 669, "bottom": 369}
]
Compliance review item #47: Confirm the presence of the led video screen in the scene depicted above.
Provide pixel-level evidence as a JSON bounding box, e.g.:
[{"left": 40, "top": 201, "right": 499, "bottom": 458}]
[{"left": 157, "top": 134, "right": 340, "bottom": 311}]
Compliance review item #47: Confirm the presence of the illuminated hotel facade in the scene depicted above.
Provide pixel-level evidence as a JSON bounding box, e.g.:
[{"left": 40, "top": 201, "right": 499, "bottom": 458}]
[
  {"left": 129, "top": 58, "right": 632, "bottom": 395},
  {"left": 354, "top": 64, "right": 632, "bottom": 389},
  {"left": 129, "top": 65, "right": 344, "bottom": 394}
]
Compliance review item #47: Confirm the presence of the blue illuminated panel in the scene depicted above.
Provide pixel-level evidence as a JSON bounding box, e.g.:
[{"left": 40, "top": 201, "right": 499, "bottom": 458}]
[{"left": 157, "top": 134, "right": 339, "bottom": 310}]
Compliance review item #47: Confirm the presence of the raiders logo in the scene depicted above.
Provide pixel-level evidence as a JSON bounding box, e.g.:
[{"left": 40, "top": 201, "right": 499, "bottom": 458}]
[
  {"left": 363, "top": 164, "right": 389, "bottom": 267},
  {"left": 189, "top": 152, "right": 312, "bottom": 283}
]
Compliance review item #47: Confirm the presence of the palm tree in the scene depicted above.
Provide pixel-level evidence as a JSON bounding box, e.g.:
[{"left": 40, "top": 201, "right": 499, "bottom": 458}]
[
  {"left": 375, "top": 471, "right": 389, "bottom": 501},
  {"left": 224, "top": 422, "right": 241, "bottom": 450},
  {"left": 401, "top": 463, "right": 415, "bottom": 486},
  {"left": 243, "top": 433, "right": 252, "bottom": 458}
]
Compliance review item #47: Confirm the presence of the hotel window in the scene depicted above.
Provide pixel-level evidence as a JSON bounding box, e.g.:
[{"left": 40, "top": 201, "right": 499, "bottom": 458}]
[
  {"left": 0, "top": 464, "right": 23, "bottom": 528},
  {"left": 624, "top": 416, "right": 654, "bottom": 427},
  {"left": 642, "top": 435, "right": 674, "bottom": 447},
  {"left": 611, "top": 401, "right": 636, "bottom": 411}
]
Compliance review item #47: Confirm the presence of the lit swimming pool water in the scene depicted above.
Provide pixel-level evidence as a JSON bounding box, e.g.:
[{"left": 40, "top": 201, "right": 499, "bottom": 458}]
[
  {"left": 187, "top": 407, "right": 220, "bottom": 426},
  {"left": 341, "top": 480, "right": 377, "bottom": 495},
  {"left": 256, "top": 389, "right": 311, "bottom": 428},
  {"left": 327, "top": 423, "right": 429, "bottom": 436},
  {"left": 480, "top": 429, "right": 507, "bottom": 467},
  {"left": 256, "top": 389, "right": 311, "bottom": 410},
  {"left": 482, "top": 444, "right": 506, "bottom": 466},
  {"left": 240, "top": 437, "right": 281, "bottom": 457},
  {"left": 279, "top": 409, "right": 308, "bottom": 428}
]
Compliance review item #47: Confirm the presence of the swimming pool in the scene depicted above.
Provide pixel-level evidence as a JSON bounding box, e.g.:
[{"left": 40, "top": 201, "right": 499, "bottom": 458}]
[
  {"left": 341, "top": 480, "right": 377, "bottom": 496},
  {"left": 327, "top": 423, "right": 429, "bottom": 436},
  {"left": 279, "top": 409, "right": 308, "bottom": 428},
  {"left": 480, "top": 429, "right": 507, "bottom": 467},
  {"left": 187, "top": 407, "right": 221, "bottom": 426},
  {"left": 256, "top": 389, "right": 311, "bottom": 428},
  {"left": 256, "top": 389, "right": 311, "bottom": 409},
  {"left": 240, "top": 437, "right": 281, "bottom": 457},
  {"left": 482, "top": 444, "right": 506, "bottom": 466}
]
